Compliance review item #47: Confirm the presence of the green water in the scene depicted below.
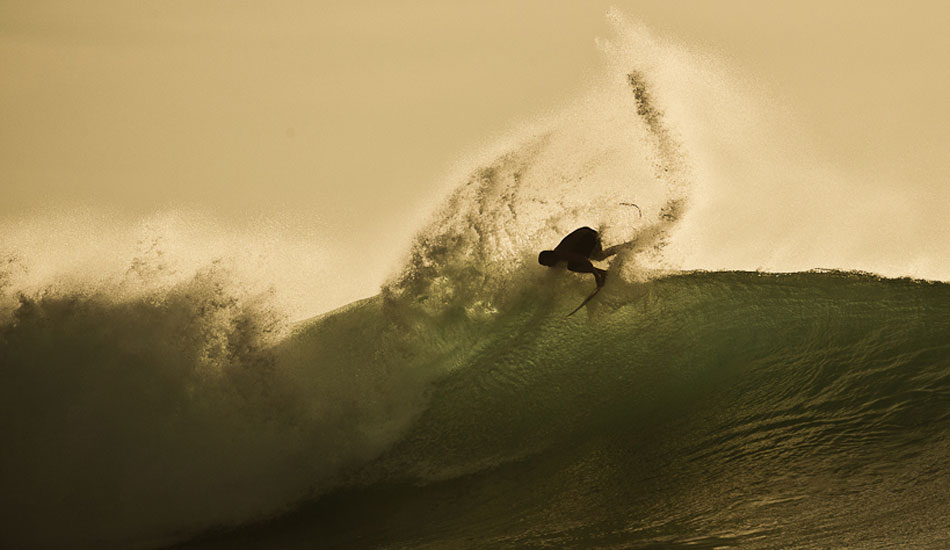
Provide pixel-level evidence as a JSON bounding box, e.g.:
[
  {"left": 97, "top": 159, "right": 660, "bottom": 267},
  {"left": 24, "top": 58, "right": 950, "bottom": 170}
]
[{"left": 182, "top": 271, "right": 950, "bottom": 549}]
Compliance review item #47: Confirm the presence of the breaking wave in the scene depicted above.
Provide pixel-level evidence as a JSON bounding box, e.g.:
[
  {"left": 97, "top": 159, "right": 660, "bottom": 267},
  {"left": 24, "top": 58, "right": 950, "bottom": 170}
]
[{"left": 2, "top": 12, "right": 948, "bottom": 549}]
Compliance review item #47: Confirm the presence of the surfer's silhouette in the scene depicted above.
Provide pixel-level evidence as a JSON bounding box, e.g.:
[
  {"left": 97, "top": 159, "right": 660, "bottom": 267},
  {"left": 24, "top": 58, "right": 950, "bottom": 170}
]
[{"left": 538, "top": 226, "right": 628, "bottom": 315}]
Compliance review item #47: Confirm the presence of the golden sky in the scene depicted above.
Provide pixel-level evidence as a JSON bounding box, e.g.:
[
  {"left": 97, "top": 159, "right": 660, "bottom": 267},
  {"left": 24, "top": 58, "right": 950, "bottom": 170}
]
[{"left": 2, "top": 1, "right": 948, "bottom": 310}]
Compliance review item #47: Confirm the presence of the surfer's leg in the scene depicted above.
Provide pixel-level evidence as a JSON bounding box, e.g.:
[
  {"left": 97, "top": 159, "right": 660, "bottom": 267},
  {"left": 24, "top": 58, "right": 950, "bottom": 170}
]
[
  {"left": 568, "top": 258, "right": 608, "bottom": 287},
  {"left": 596, "top": 240, "right": 636, "bottom": 260},
  {"left": 567, "top": 257, "right": 596, "bottom": 274},
  {"left": 589, "top": 239, "right": 606, "bottom": 260}
]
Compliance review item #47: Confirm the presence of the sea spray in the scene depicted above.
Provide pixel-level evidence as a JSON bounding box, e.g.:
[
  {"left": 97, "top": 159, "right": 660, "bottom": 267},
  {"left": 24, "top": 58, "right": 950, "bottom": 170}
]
[
  {"left": 385, "top": 59, "right": 694, "bottom": 318},
  {"left": 0, "top": 234, "right": 442, "bottom": 548}
]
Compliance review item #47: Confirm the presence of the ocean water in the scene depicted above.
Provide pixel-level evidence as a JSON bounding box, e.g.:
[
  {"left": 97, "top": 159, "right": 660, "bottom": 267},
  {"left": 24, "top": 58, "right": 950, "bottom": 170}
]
[
  {"left": 2, "top": 13, "right": 948, "bottom": 550},
  {"left": 186, "top": 271, "right": 950, "bottom": 550},
  {"left": 4, "top": 269, "right": 947, "bottom": 549}
]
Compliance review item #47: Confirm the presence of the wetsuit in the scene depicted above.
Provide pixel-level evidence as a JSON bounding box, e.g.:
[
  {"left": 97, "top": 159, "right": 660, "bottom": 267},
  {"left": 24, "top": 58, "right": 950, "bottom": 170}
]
[{"left": 539, "top": 226, "right": 609, "bottom": 287}]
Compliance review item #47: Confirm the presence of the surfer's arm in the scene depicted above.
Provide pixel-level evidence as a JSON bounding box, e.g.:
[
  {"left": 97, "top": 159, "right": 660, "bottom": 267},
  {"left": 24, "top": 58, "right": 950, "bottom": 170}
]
[{"left": 593, "top": 240, "right": 635, "bottom": 260}]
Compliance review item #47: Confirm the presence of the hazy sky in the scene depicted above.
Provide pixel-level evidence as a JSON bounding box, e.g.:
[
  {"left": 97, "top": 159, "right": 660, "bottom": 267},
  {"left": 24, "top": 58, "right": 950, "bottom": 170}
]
[{"left": 2, "top": 1, "right": 948, "bottom": 311}]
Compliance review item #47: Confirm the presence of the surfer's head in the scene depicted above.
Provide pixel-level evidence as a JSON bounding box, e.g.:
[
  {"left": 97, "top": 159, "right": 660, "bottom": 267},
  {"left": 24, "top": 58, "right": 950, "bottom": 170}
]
[{"left": 538, "top": 250, "right": 558, "bottom": 266}]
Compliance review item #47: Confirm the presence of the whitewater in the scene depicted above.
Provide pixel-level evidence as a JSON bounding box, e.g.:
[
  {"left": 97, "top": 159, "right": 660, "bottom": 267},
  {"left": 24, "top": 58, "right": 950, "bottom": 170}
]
[{"left": 2, "top": 14, "right": 948, "bottom": 549}]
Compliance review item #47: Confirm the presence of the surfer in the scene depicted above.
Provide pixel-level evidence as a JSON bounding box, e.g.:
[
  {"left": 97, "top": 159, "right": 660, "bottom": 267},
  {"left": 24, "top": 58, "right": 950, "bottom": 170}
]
[{"left": 538, "top": 226, "right": 628, "bottom": 315}]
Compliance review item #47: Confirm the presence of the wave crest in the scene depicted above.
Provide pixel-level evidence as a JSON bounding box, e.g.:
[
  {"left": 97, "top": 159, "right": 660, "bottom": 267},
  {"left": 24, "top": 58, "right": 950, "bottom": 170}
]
[{"left": 385, "top": 60, "right": 693, "bottom": 318}]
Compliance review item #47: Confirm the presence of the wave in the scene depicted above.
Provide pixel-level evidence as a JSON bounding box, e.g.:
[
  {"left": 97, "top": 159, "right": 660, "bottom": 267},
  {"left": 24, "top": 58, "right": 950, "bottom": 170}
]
[
  {"left": 180, "top": 270, "right": 950, "bottom": 549},
  {"left": 2, "top": 12, "right": 949, "bottom": 549},
  {"left": 0, "top": 267, "right": 425, "bottom": 548},
  {"left": 6, "top": 262, "right": 946, "bottom": 549}
]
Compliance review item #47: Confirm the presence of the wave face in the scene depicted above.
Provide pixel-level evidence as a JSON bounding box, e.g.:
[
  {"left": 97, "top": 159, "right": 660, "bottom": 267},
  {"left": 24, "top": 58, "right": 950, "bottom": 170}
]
[{"left": 182, "top": 271, "right": 950, "bottom": 549}]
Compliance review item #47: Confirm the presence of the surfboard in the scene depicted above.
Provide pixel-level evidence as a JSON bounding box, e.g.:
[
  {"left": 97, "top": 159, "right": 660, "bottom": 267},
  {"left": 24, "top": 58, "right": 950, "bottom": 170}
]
[{"left": 567, "top": 284, "right": 604, "bottom": 316}]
